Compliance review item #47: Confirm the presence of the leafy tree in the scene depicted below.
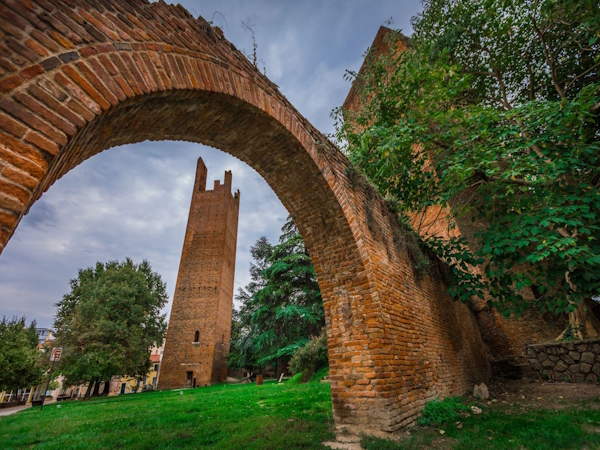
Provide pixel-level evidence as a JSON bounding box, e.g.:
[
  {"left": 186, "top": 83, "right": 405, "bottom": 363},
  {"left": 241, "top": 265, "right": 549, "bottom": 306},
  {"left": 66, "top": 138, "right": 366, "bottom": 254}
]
[
  {"left": 0, "top": 317, "right": 44, "bottom": 393},
  {"left": 53, "top": 259, "right": 167, "bottom": 394},
  {"left": 228, "top": 217, "right": 324, "bottom": 370},
  {"left": 334, "top": 0, "right": 600, "bottom": 339}
]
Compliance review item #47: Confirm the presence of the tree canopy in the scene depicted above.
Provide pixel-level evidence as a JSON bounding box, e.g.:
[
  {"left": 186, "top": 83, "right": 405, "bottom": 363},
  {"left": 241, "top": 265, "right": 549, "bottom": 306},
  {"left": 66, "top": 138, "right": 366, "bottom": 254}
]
[
  {"left": 334, "top": 0, "right": 600, "bottom": 338},
  {"left": 228, "top": 217, "right": 324, "bottom": 370},
  {"left": 0, "top": 317, "right": 44, "bottom": 392},
  {"left": 53, "top": 259, "right": 168, "bottom": 389}
]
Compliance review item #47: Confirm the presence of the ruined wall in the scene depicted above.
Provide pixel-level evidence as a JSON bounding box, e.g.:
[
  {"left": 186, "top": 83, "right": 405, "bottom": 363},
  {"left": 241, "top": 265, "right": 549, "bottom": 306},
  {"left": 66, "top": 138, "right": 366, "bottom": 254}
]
[
  {"left": 343, "top": 26, "right": 566, "bottom": 367},
  {"left": 159, "top": 158, "right": 239, "bottom": 389}
]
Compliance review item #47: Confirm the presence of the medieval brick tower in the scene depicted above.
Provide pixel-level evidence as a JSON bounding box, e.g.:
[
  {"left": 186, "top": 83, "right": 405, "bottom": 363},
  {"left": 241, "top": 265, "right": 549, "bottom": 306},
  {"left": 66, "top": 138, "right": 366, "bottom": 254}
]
[{"left": 159, "top": 158, "right": 240, "bottom": 389}]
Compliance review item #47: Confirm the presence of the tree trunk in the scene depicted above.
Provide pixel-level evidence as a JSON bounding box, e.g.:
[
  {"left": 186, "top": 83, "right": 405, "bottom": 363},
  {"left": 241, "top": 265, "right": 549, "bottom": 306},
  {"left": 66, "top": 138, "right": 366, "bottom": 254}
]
[
  {"left": 102, "top": 380, "right": 110, "bottom": 396},
  {"left": 85, "top": 377, "right": 96, "bottom": 399},
  {"left": 556, "top": 298, "right": 600, "bottom": 341},
  {"left": 92, "top": 379, "right": 101, "bottom": 397}
]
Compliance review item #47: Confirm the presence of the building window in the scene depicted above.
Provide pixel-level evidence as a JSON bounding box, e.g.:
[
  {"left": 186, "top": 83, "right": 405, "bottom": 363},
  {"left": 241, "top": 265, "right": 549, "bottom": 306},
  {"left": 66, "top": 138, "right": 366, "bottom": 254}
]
[
  {"left": 194, "top": 330, "right": 199, "bottom": 343},
  {"left": 154, "top": 364, "right": 159, "bottom": 372}
]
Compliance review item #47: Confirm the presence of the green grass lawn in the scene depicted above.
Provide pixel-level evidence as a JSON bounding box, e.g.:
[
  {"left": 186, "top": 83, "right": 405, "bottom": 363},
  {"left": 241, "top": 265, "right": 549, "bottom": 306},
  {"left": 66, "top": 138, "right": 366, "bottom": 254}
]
[
  {"left": 2, "top": 380, "right": 600, "bottom": 450},
  {"left": 0, "top": 380, "right": 334, "bottom": 449}
]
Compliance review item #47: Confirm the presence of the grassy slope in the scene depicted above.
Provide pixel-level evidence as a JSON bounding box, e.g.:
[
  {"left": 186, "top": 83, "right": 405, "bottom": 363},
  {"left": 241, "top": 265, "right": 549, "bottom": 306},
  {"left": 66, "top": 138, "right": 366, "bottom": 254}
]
[{"left": 0, "top": 381, "right": 334, "bottom": 450}]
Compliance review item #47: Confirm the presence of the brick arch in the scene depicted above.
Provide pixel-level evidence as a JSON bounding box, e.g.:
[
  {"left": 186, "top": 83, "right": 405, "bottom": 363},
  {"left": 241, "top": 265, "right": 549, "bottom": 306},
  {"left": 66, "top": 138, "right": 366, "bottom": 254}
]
[{"left": 0, "top": 0, "right": 490, "bottom": 433}]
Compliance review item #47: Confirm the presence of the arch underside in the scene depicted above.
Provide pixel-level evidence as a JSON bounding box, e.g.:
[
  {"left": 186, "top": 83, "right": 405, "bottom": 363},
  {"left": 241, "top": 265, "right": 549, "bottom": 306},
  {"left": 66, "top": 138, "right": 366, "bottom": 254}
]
[{"left": 0, "top": 0, "right": 493, "bottom": 433}]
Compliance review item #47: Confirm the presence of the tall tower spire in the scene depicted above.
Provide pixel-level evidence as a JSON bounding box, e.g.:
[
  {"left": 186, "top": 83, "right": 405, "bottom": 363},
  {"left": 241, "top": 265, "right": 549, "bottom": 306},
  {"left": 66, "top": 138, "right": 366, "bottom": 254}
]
[{"left": 159, "top": 158, "right": 240, "bottom": 388}]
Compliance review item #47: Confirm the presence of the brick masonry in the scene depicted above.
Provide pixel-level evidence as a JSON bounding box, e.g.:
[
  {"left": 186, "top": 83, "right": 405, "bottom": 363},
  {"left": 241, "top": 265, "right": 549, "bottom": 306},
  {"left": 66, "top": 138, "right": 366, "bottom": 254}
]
[
  {"left": 0, "top": 1, "right": 492, "bottom": 432},
  {"left": 159, "top": 158, "right": 239, "bottom": 390},
  {"left": 526, "top": 339, "right": 600, "bottom": 383}
]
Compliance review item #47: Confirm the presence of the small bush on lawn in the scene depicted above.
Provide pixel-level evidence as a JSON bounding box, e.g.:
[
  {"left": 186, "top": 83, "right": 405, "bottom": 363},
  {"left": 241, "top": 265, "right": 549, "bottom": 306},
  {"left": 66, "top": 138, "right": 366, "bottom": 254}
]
[
  {"left": 287, "top": 372, "right": 303, "bottom": 384},
  {"left": 417, "top": 397, "right": 470, "bottom": 426},
  {"left": 289, "top": 332, "right": 328, "bottom": 382}
]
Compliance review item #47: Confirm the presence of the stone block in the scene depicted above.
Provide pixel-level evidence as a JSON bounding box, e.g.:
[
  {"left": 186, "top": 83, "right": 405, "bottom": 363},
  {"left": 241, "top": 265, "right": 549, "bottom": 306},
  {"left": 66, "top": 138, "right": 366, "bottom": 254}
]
[
  {"left": 569, "top": 364, "right": 580, "bottom": 374},
  {"left": 579, "top": 363, "right": 592, "bottom": 374},
  {"left": 568, "top": 351, "right": 581, "bottom": 361},
  {"left": 592, "top": 363, "right": 600, "bottom": 376},
  {"left": 554, "top": 360, "right": 568, "bottom": 373},
  {"left": 541, "top": 359, "right": 555, "bottom": 369},
  {"left": 581, "top": 352, "right": 595, "bottom": 365}
]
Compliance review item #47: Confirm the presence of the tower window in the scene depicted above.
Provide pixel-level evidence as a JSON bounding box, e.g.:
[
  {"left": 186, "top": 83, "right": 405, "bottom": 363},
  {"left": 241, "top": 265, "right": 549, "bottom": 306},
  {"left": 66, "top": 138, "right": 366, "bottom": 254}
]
[{"left": 194, "top": 331, "right": 200, "bottom": 343}]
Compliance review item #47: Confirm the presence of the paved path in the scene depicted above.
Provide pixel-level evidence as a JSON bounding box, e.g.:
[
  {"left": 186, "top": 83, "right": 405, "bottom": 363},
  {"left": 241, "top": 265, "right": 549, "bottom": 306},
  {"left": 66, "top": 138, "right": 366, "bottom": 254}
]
[{"left": 0, "top": 405, "right": 31, "bottom": 417}]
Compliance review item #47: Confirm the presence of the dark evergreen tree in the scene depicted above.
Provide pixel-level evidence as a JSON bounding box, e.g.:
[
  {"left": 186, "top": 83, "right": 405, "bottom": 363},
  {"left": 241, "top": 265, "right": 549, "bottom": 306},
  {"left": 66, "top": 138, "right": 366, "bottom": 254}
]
[{"left": 228, "top": 217, "right": 324, "bottom": 370}]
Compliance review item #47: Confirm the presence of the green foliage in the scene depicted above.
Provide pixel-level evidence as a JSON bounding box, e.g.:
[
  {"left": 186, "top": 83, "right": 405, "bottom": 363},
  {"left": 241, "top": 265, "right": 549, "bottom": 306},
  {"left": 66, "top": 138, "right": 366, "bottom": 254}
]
[
  {"left": 289, "top": 332, "right": 328, "bottom": 382},
  {"left": 228, "top": 217, "right": 324, "bottom": 370},
  {"left": 0, "top": 316, "right": 44, "bottom": 392},
  {"left": 417, "top": 397, "right": 471, "bottom": 426},
  {"left": 53, "top": 259, "right": 167, "bottom": 388},
  {"left": 334, "top": 0, "right": 600, "bottom": 321}
]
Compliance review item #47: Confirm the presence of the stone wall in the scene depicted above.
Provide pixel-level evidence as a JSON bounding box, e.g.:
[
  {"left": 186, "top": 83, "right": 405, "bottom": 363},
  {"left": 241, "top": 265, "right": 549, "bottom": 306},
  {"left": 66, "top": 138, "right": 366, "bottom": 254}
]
[{"left": 526, "top": 339, "right": 600, "bottom": 382}]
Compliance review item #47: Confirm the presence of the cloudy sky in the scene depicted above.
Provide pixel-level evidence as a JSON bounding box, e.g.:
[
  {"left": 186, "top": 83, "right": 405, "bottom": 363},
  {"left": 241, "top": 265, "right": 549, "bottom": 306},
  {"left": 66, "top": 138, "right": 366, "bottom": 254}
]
[{"left": 0, "top": 0, "right": 423, "bottom": 328}]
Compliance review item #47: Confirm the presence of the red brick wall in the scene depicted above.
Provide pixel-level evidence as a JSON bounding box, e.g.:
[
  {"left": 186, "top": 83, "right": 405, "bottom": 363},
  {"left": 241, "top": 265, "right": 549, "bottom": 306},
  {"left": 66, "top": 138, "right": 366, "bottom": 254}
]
[
  {"left": 0, "top": 1, "right": 491, "bottom": 432},
  {"left": 159, "top": 158, "right": 239, "bottom": 389}
]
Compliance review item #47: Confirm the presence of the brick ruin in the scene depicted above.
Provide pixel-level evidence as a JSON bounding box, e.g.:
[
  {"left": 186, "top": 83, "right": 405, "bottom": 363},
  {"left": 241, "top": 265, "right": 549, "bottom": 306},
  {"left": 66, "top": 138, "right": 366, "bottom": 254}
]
[
  {"left": 0, "top": 0, "right": 560, "bottom": 433},
  {"left": 344, "top": 26, "right": 566, "bottom": 376},
  {"left": 159, "top": 158, "right": 239, "bottom": 390}
]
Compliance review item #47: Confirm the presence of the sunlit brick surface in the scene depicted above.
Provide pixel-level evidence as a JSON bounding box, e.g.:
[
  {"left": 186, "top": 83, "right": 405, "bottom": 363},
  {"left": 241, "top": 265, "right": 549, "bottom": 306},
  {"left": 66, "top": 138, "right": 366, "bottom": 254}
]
[{"left": 159, "top": 159, "right": 239, "bottom": 389}]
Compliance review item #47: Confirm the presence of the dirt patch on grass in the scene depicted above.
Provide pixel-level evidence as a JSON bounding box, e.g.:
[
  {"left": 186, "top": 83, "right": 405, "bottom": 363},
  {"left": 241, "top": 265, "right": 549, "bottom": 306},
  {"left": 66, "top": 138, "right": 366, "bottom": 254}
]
[{"left": 487, "top": 378, "right": 600, "bottom": 411}]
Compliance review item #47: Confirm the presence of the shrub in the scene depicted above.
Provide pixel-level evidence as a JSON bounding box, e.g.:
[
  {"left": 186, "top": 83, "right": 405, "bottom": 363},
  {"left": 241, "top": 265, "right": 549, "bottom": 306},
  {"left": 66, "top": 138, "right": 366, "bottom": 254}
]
[
  {"left": 287, "top": 373, "right": 303, "bottom": 385},
  {"left": 417, "top": 397, "right": 470, "bottom": 426},
  {"left": 289, "top": 332, "right": 328, "bottom": 382},
  {"left": 310, "top": 367, "right": 329, "bottom": 383}
]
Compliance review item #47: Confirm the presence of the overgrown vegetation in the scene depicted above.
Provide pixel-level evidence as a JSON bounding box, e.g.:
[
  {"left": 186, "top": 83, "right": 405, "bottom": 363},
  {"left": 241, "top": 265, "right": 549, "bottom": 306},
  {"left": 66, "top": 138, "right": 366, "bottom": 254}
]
[
  {"left": 228, "top": 217, "right": 325, "bottom": 373},
  {"left": 334, "top": 0, "right": 600, "bottom": 338},
  {"left": 53, "top": 259, "right": 167, "bottom": 397},
  {"left": 289, "top": 333, "right": 329, "bottom": 382},
  {"left": 416, "top": 397, "right": 470, "bottom": 426}
]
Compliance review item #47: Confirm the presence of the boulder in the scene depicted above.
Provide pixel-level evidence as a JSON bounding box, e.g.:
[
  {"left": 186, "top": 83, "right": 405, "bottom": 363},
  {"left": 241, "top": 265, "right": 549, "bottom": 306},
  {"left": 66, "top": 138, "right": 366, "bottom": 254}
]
[{"left": 473, "top": 383, "right": 489, "bottom": 400}]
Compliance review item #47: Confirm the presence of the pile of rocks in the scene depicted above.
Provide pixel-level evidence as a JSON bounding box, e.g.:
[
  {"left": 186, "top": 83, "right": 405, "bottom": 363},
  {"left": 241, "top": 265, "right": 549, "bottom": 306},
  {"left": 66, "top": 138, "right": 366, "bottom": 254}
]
[{"left": 526, "top": 339, "right": 600, "bottom": 382}]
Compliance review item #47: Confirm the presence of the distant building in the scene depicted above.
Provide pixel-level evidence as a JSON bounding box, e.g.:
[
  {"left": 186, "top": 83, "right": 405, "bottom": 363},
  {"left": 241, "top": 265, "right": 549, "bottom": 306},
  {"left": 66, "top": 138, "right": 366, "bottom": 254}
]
[
  {"left": 35, "top": 328, "right": 54, "bottom": 345},
  {"left": 110, "top": 342, "right": 165, "bottom": 395}
]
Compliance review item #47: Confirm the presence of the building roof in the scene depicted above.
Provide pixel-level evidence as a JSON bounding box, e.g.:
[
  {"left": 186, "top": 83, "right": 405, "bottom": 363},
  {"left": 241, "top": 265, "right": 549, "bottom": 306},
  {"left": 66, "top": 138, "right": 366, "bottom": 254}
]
[{"left": 150, "top": 354, "right": 161, "bottom": 363}]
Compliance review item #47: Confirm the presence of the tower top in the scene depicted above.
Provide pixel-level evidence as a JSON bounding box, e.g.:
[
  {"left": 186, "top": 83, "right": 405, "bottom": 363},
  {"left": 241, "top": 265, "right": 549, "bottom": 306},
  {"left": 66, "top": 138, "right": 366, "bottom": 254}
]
[{"left": 193, "top": 157, "right": 239, "bottom": 200}]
